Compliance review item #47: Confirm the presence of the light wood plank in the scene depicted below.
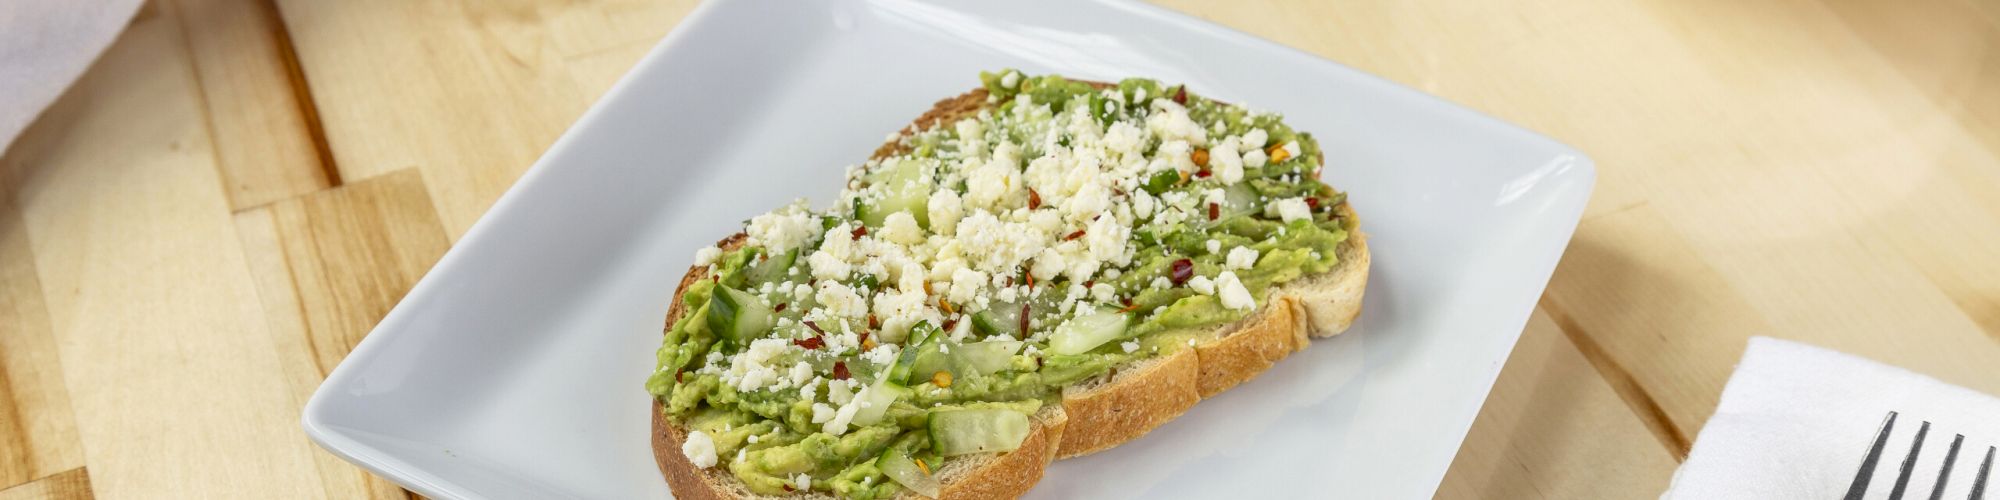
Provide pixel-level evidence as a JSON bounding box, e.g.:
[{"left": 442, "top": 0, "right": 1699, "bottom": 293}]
[
  {"left": 0, "top": 468, "right": 92, "bottom": 500},
  {"left": 0, "top": 194, "right": 82, "bottom": 489},
  {"left": 234, "top": 168, "right": 444, "bottom": 499},
  {"left": 272, "top": 0, "right": 699, "bottom": 240},
  {"left": 169, "top": 0, "right": 333, "bottom": 210},
  {"left": 1437, "top": 309, "right": 1679, "bottom": 499},
  {"left": 0, "top": 10, "right": 330, "bottom": 498}
]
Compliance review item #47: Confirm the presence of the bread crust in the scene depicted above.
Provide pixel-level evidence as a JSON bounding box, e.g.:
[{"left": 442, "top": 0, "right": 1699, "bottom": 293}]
[{"left": 651, "top": 82, "right": 1369, "bottom": 498}]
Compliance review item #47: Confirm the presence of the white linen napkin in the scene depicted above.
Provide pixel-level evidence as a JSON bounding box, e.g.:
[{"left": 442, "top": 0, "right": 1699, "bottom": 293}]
[
  {"left": 1663, "top": 337, "right": 2000, "bottom": 499},
  {"left": 0, "top": 0, "right": 144, "bottom": 153}
]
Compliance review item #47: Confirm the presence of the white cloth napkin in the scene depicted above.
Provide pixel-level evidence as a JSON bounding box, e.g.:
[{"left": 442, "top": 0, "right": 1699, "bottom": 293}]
[
  {"left": 0, "top": 0, "right": 145, "bottom": 153},
  {"left": 1663, "top": 337, "right": 2000, "bottom": 499}
]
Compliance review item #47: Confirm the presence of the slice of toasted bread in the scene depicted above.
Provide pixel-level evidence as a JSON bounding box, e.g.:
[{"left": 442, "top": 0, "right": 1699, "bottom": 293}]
[{"left": 653, "top": 84, "right": 1370, "bottom": 498}]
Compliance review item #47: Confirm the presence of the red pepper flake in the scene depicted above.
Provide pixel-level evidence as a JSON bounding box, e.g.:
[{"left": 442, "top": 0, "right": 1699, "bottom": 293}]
[
  {"left": 1172, "top": 85, "right": 1188, "bottom": 105},
  {"left": 1195, "top": 168, "right": 1212, "bottom": 179},
  {"left": 783, "top": 484, "right": 796, "bottom": 492},
  {"left": 793, "top": 335, "right": 825, "bottom": 350},
  {"left": 1064, "top": 230, "right": 1086, "bottom": 241},
  {"left": 1028, "top": 188, "right": 1042, "bottom": 210},
  {"left": 857, "top": 330, "right": 870, "bottom": 347},
  {"left": 1025, "top": 269, "right": 1036, "bottom": 290},
  {"left": 938, "top": 298, "right": 956, "bottom": 315},
  {"left": 803, "top": 320, "right": 826, "bottom": 335},
  {"left": 1305, "top": 197, "right": 1320, "bottom": 210},
  {"left": 831, "top": 361, "right": 851, "bottom": 380},
  {"left": 942, "top": 316, "right": 958, "bottom": 331},
  {"left": 851, "top": 225, "right": 868, "bottom": 240},
  {"left": 1083, "top": 280, "right": 1095, "bottom": 289},
  {"left": 675, "top": 369, "right": 686, "bottom": 383},
  {"left": 773, "top": 303, "right": 788, "bottom": 313},
  {"left": 1019, "top": 303, "right": 1031, "bottom": 336},
  {"left": 1207, "top": 202, "right": 1220, "bottom": 220},
  {"left": 1169, "top": 258, "right": 1195, "bottom": 285},
  {"left": 868, "top": 313, "right": 881, "bottom": 330},
  {"left": 1117, "top": 297, "right": 1140, "bottom": 313}
]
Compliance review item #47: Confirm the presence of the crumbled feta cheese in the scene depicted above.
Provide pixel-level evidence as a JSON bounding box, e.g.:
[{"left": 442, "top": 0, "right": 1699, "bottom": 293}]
[
  {"left": 794, "top": 474, "right": 812, "bottom": 491},
  {"left": 928, "top": 190, "right": 964, "bottom": 236},
  {"left": 1242, "top": 128, "right": 1269, "bottom": 149},
  {"left": 1188, "top": 275, "right": 1216, "bottom": 295},
  {"left": 1242, "top": 148, "right": 1267, "bottom": 168},
  {"left": 1280, "top": 140, "right": 1302, "bottom": 159},
  {"left": 1213, "top": 138, "right": 1245, "bottom": 184},
  {"left": 1121, "top": 340, "right": 1140, "bottom": 353},
  {"left": 811, "top": 403, "right": 836, "bottom": 423},
  {"left": 880, "top": 211, "right": 925, "bottom": 245},
  {"left": 748, "top": 434, "right": 759, "bottom": 444},
  {"left": 693, "top": 245, "right": 721, "bottom": 266},
  {"left": 790, "top": 362, "right": 814, "bottom": 386},
  {"left": 745, "top": 201, "right": 818, "bottom": 254},
  {"left": 1274, "top": 197, "right": 1312, "bottom": 223},
  {"left": 1090, "top": 282, "right": 1116, "bottom": 302},
  {"left": 1205, "top": 239, "right": 1221, "bottom": 254},
  {"left": 1226, "top": 247, "right": 1260, "bottom": 270},
  {"left": 827, "top": 379, "right": 855, "bottom": 405},
  {"left": 950, "top": 268, "right": 987, "bottom": 304},
  {"left": 1216, "top": 271, "right": 1254, "bottom": 310},
  {"left": 1001, "top": 70, "right": 1021, "bottom": 89},
  {"left": 682, "top": 431, "right": 718, "bottom": 468},
  {"left": 815, "top": 281, "right": 867, "bottom": 319}
]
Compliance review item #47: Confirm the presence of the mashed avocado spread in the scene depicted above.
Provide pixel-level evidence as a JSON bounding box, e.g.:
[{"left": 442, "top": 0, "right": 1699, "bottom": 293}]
[{"left": 648, "top": 70, "right": 1353, "bottom": 498}]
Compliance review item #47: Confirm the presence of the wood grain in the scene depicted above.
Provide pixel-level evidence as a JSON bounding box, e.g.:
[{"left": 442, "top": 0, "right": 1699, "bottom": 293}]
[
  {"left": 233, "top": 168, "right": 445, "bottom": 499},
  {"left": 0, "top": 468, "right": 92, "bottom": 500},
  {"left": 1437, "top": 309, "right": 1679, "bottom": 499},
  {"left": 0, "top": 9, "right": 331, "bottom": 498},
  {"left": 2, "top": 0, "right": 1999, "bottom": 497},
  {"left": 167, "top": 0, "right": 333, "bottom": 210},
  {"left": 271, "top": 0, "right": 699, "bottom": 239},
  {"left": 0, "top": 194, "right": 82, "bottom": 490}
]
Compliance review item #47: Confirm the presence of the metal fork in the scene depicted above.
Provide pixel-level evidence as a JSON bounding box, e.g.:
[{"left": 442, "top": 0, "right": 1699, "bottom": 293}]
[{"left": 1845, "top": 411, "right": 1994, "bottom": 500}]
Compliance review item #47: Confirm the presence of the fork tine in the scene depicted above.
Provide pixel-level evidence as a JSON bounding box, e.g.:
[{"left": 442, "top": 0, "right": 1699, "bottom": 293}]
[
  {"left": 1847, "top": 411, "right": 1901, "bottom": 500},
  {"left": 1928, "top": 434, "right": 1964, "bottom": 500},
  {"left": 1890, "top": 421, "right": 1932, "bottom": 499},
  {"left": 1969, "top": 446, "right": 1993, "bottom": 500}
]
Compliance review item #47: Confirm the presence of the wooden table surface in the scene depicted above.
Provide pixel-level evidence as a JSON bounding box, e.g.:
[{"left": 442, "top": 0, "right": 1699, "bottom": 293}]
[{"left": 2, "top": 0, "right": 1996, "bottom": 498}]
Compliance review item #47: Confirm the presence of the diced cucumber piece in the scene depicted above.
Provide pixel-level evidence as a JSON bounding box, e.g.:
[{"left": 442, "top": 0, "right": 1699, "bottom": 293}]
[
  {"left": 909, "top": 346, "right": 950, "bottom": 383},
  {"left": 928, "top": 409, "right": 1031, "bottom": 456},
  {"left": 860, "top": 159, "right": 929, "bottom": 227},
  {"left": 1048, "top": 306, "right": 1130, "bottom": 355},
  {"left": 851, "top": 375, "right": 910, "bottom": 426},
  {"left": 970, "top": 301, "right": 1023, "bottom": 338},
  {"left": 1222, "top": 182, "right": 1259, "bottom": 219},
  {"left": 888, "top": 322, "right": 938, "bottom": 384},
  {"left": 707, "top": 285, "right": 774, "bottom": 347},
  {"left": 876, "top": 449, "right": 940, "bottom": 498},
  {"left": 743, "top": 248, "right": 797, "bottom": 285},
  {"left": 952, "top": 341, "right": 1024, "bottom": 377}
]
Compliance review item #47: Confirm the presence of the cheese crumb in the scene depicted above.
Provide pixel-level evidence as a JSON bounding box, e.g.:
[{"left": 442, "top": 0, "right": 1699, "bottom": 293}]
[
  {"left": 880, "top": 211, "right": 925, "bottom": 245},
  {"left": 1188, "top": 275, "right": 1216, "bottom": 295},
  {"left": 1274, "top": 197, "right": 1312, "bottom": 223},
  {"left": 1205, "top": 239, "right": 1221, "bottom": 254},
  {"left": 1120, "top": 340, "right": 1140, "bottom": 353},
  {"left": 693, "top": 246, "right": 721, "bottom": 266},
  {"left": 682, "top": 431, "right": 718, "bottom": 468},
  {"left": 1226, "top": 247, "right": 1260, "bottom": 270},
  {"left": 1216, "top": 271, "right": 1254, "bottom": 310}
]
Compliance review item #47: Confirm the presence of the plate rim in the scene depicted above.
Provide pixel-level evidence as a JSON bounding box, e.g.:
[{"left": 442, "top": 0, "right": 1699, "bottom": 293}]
[{"left": 302, "top": 1, "right": 1599, "bottom": 498}]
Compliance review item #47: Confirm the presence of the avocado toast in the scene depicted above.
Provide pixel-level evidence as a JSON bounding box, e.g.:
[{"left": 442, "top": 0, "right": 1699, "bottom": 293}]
[{"left": 647, "top": 70, "right": 1370, "bottom": 499}]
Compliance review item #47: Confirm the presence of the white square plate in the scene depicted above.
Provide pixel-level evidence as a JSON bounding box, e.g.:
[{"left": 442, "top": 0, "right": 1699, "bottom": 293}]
[{"left": 303, "top": 0, "right": 1595, "bottom": 498}]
